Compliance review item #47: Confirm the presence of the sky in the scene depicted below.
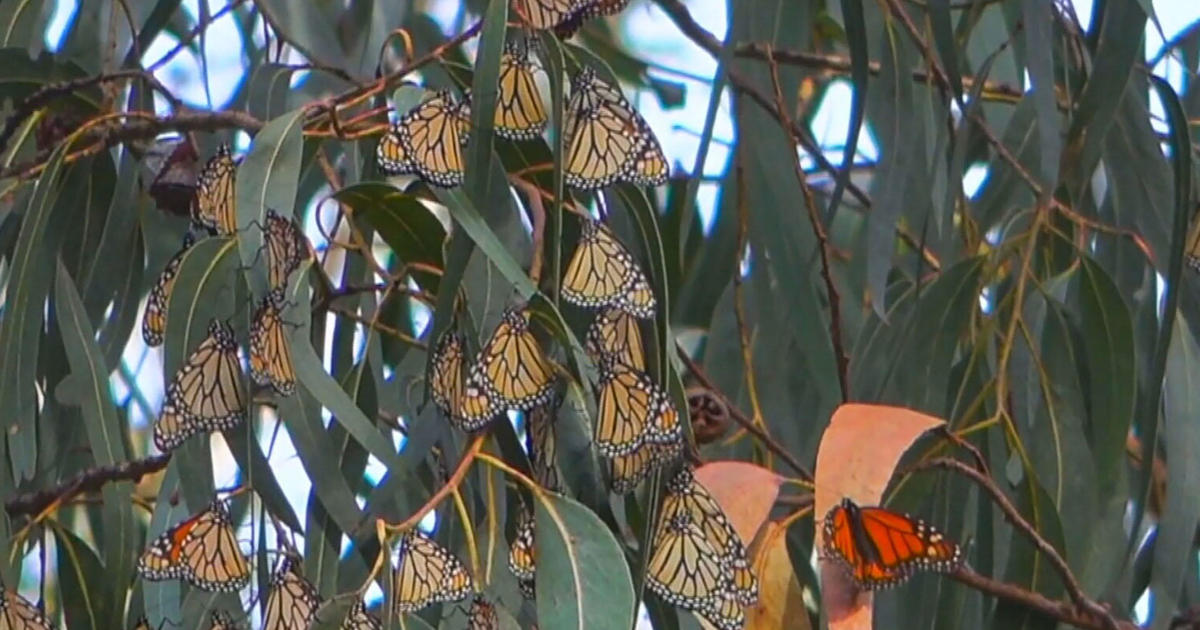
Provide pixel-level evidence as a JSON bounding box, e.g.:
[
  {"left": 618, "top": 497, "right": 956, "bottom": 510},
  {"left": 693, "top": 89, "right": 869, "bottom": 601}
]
[{"left": 24, "top": 0, "right": 1200, "bottom": 627}]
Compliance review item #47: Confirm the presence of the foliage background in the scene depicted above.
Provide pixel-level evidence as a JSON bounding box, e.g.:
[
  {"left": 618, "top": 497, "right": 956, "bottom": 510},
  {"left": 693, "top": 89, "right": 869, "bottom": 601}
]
[{"left": 1, "top": 0, "right": 1200, "bottom": 628}]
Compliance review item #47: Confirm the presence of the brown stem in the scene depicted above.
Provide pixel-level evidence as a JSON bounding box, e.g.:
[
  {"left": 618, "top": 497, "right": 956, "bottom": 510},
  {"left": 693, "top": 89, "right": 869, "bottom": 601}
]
[
  {"left": 950, "top": 567, "right": 1132, "bottom": 630},
  {"left": 675, "top": 344, "right": 813, "bottom": 481},
  {"left": 386, "top": 434, "right": 484, "bottom": 532},
  {"left": 4, "top": 454, "right": 171, "bottom": 517},
  {"left": 512, "top": 177, "right": 547, "bottom": 284},
  {"left": 916, "top": 457, "right": 1119, "bottom": 628},
  {"left": 764, "top": 46, "right": 850, "bottom": 402},
  {"left": 649, "top": 0, "right": 941, "bottom": 273}
]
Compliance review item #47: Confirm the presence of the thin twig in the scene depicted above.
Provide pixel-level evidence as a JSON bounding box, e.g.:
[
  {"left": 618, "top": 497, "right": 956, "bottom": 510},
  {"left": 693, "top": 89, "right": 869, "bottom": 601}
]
[
  {"left": 764, "top": 46, "right": 850, "bottom": 401},
  {"left": 916, "top": 457, "right": 1119, "bottom": 628},
  {"left": 146, "top": 0, "right": 247, "bottom": 73},
  {"left": 650, "top": 0, "right": 941, "bottom": 272},
  {"left": 5, "top": 454, "right": 171, "bottom": 517},
  {"left": 675, "top": 344, "right": 813, "bottom": 481},
  {"left": 512, "top": 177, "right": 547, "bottom": 284},
  {"left": 384, "top": 435, "right": 484, "bottom": 532}
]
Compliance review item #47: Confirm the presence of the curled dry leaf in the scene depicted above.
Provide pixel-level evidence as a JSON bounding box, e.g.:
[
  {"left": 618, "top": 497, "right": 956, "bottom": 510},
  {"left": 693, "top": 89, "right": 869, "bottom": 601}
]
[
  {"left": 744, "top": 521, "right": 810, "bottom": 630},
  {"left": 694, "top": 460, "right": 782, "bottom": 544},
  {"left": 813, "top": 403, "right": 946, "bottom": 629}
]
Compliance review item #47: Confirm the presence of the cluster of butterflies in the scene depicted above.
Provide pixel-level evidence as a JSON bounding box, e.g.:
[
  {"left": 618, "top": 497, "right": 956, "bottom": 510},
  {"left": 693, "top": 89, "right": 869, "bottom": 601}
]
[
  {"left": 126, "top": 497, "right": 504, "bottom": 629},
  {"left": 377, "top": 35, "right": 667, "bottom": 192},
  {"left": 142, "top": 145, "right": 313, "bottom": 453},
  {"left": 428, "top": 216, "right": 678, "bottom": 494}
]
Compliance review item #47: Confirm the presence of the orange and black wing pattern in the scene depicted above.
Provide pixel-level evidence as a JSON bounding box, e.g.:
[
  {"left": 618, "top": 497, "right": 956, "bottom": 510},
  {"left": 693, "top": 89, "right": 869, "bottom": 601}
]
[
  {"left": 822, "top": 498, "right": 963, "bottom": 590},
  {"left": 0, "top": 582, "right": 54, "bottom": 630},
  {"left": 137, "top": 498, "right": 250, "bottom": 592}
]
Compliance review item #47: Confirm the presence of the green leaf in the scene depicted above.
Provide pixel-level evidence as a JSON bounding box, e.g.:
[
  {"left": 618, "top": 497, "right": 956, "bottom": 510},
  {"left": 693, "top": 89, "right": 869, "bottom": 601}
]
[
  {"left": 0, "top": 141, "right": 68, "bottom": 484},
  {"left": 53, "top": 522, "right": 110, "bottom": 630},
  {"left": 333, "top": 183, "right": 447, "bottom": 292},
  {"left": 534, "top": 492, "right": 635, "bottom": 629},
  {"left": 235, "top": 107, "right": 306, "bottom": 295},
  {"left": 53, "top": 261, "right": 136, "bottom": 618},
  {"left": 251, "top": 0, "right": 347, "bottom": 71},
  {"left": 1152, "top": 317, "right": 1200, "bottom": 627}
]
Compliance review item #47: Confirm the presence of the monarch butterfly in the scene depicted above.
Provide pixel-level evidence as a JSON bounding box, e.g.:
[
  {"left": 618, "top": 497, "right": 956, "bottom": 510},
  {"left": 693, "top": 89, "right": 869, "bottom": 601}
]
[
  {"left": 647, "top": 512, "right": 731, "bottom": 612},
  {"left": 340, "top": 601, "right": 381, "bottom": 630},
  {"left": 263, "top": 209, "right": 310, "bottom": 290},
  {"left": 822, "top": 498, "right": 964, "bottom": 590},
  {"left": 595, "top": 358, "right": 681, "bottom": 457},
  {"left": 377, "top": 90, "right": 470, "bottom": 188},
  {"left": 470, "top": 306, "right": 555, "bottom": 411},
  {"left": 143, "top": 232, "right": 197, "bottom": 347},
  {"left": 511, "top": 0, "right": 629, "bottom": 35},
  {"left": 209, "top": 611, "right": 241, "bottom": 630},
  {"left": 429, "top": 329, "right": 503, "bottom": 431},
  {"left": 702, "top": 590, "right": 747, "bottom": 630},
  {"left": 493, "top": 38, "right": 548, "bottom": 140},
  {"left": 191, "top": 144, "right": 237, "bottom": 236},
  {"left": 585, "top": 307, "right": 645, "bottom": 371},
  {"left": 392, "top": 530, "right": 474, "bottom": 613},
  {"left": 607, "top": 441, "right": 680, "bottom": 494},
  {"left": 661, "top": 468, "right": 758, "bottom": 606},
  {"left": 526, "top": 397, "right": 561, "bottom": 491},
  {"left": 137, "top": 498, "right": 251, "bottom": 592},
  {"left": 262, "top": 555, "right": 321, "bottom": 630},
  {"left": 564, "top": 67, "right": 668, "bottom": 190},
  {"left": 0, "top": 580, "right": 54, "bottom": 630},
  {"left": 153, "top": 320, "right": 246, "bottom": 452},
  {"left": 562, "top": 220, "right": 656, "bottom": 318},
  {"left": 467, "top": 596, "right": 499, "bottom": 630},
  {"left": 250, "top": 288, "right": 296, "bottom": 397},
  {"left": 507, "top": 507, "right": 536, "bottom": 598}
]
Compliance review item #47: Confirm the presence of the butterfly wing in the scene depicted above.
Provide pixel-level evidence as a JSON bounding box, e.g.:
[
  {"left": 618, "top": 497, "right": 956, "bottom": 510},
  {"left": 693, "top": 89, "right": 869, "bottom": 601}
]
[
  {"left": 585, "top": 307, "right": 646, "bottom": 371},
  {"left": 191, "top": 145, "right": 237, "bottom": 236},
  {"left": 647, "top": 513, "right": 731, "bottom": 611},
  {"left": 249, "top": 289, "right": 296, "bottom": 397},
  {"left": 823, "top": 499, "right": 962, "bottom": 590},
  {"left": 662, "top": 468, "right": 758, "bottom": 606},
  {"left": 264, "top": 210, "right": 310, "bottom": 290},
  {"left": 564, "top": 68, "right": 667, "bottom": 190},
  {"left": 429, "top": 330, "right": 466, "bottom": 416},
  {"left": 153, "top": 320, "right": 246, "bottom": 451},
  {"left": 177, "top": 500, "right": 251, "bottom": 591},
  {"left": 397, "top": 91, "right": 467, "bottom": 188},
  {"left": 596, "top": 361, "right": 680, "bottom": 456},
  {"left": 340, "top": 602, "right": 381, "bottom": 630},
  {"left": 0, "top": 586, "right": 55, "bottom": 630},
  {"left": 467, "top": 596, "right": 499, "bottom": 630},
  {"left": 393, "top": 531, "right": 473, "bottom": 613},
  {"left": 495, "top": 39, "right": 548, "bottom": 140},
  {"left": 474, "top": 307, "right": 554, "bottom": 410},
  {"left": 526, "top": 397, "right": 561, "bottom": 490},
  {"left": 608, "top": 441, "right": 680, "bottom": 495},
  {"left": 562, "top": 220, "right": 656, "bottom": 317},
  {"left": 143, "top": 232, "right": 197, "bottom": 347},
  {"left": 262, "top": 556, "right": 321, "bottom": 630},
  {"left": 511, "top": 0, "right": 586, "bottom": 30}
]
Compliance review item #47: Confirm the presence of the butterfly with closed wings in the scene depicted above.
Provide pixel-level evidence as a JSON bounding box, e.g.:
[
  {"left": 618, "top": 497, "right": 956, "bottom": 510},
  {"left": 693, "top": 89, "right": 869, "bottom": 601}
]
[
  {"left": 250, "top": 288, "right": 296, "bottom": 397},
  {"left": 142, "top": 232, "right": 197, "bottom": 347},
  {"left": 191, "top": 144, "right": 237, "bottom": 236},
  {"left": 392, "top": 530, "right": 474, "bottom": 613},
  {"left": 564, "top": 67, "right": 667, "bottom": 190},
  {"left": 262, "top": 555, "right": 321, "bottom": 630},
  {"left": 154, "top": 320, "right": 246, "bottom": 452},
  {"left": 377, "top": 91, "right": 470, "bottom": 188},
  {"left": 137, "top": 498, "right": 250, "bottom": 592},
  {"left": 563, "top": 219, "right": 656, "bottom": 318}
]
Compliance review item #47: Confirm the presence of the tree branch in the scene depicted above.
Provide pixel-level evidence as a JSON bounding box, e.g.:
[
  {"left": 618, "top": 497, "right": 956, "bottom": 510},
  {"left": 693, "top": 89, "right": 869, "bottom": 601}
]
[{"left": 5, "top": 454, "right": 171, "bottom": 517}]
